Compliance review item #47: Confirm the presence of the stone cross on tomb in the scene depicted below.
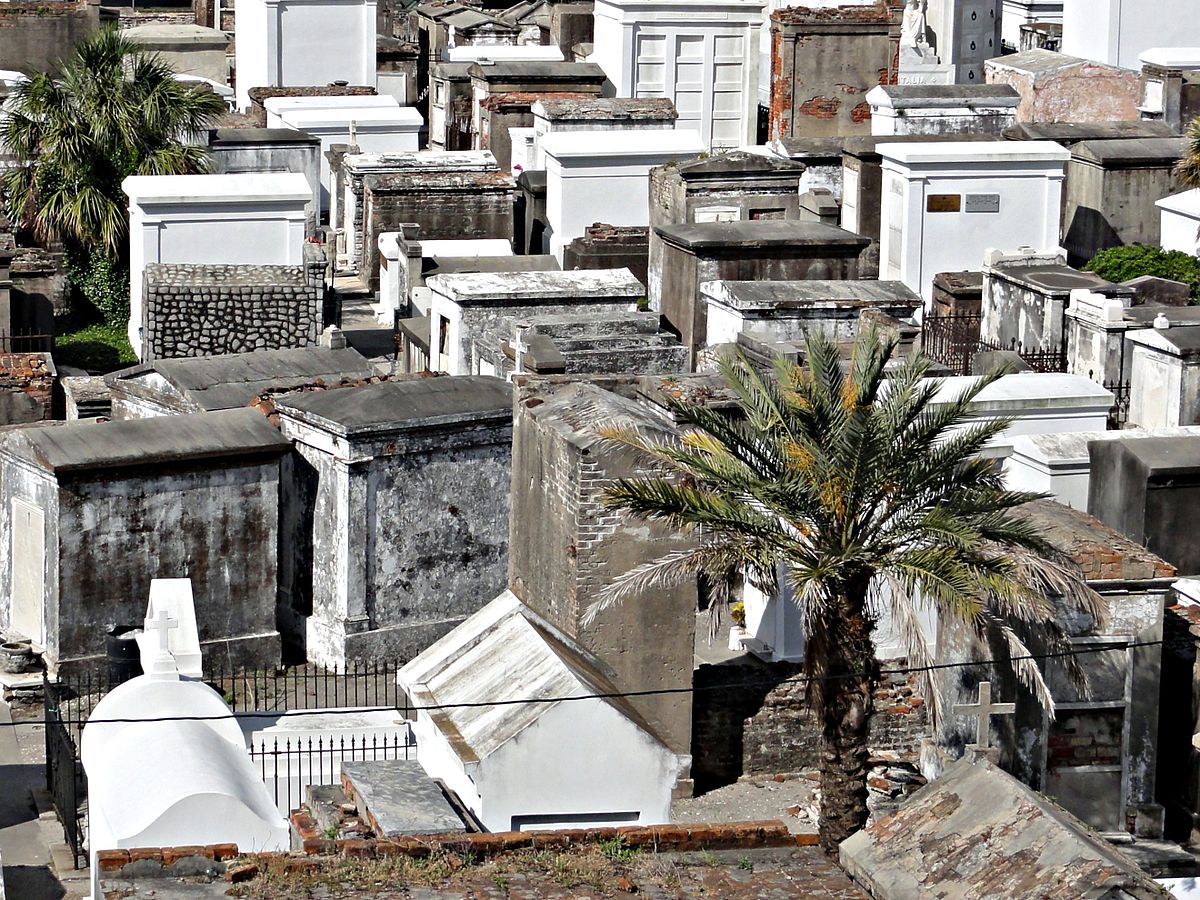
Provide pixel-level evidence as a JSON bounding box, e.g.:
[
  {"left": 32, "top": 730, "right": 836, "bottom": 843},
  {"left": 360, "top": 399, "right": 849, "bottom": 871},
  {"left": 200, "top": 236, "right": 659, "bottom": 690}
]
[
  {"left": 144, "top": 606, "right": 180, "bottom": 679},
  {"left": 954, "top": 681, "right": 1015, "bottom": 750},
  {"left": 510, "top": 324, "right": 531, "bottom": 381}
]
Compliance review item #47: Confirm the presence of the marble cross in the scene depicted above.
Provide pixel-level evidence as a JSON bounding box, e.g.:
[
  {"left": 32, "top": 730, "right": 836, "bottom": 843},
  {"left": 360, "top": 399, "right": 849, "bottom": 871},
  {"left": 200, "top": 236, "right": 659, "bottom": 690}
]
[
  {"left": 954, "top": 681, "right": 1016, "bottom": 750},
  {"left": 510, "top": 325, "right": 531, "bottom": 381},
  {"left": 145, "top": 606, "right": 179, "bottom": 655}
]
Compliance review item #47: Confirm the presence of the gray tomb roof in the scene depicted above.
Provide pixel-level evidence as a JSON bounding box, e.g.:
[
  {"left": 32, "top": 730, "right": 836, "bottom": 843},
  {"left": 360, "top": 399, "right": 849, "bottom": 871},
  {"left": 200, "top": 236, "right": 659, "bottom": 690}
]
[
  {"left": 466, "top": 61, "right": 606, "bottom": 83},
  {"left": 106, "top": 347, "right": 375, "bottom": 412},
  {"left": 532, "top": 97, "right": 678, "bottom": 121},
  {"left": 1005, "top": 120, "right": 1177, "bottom": 144},
  {"left": 869, "top": 84, "right": 1020, "bottom": 107},
  {"left": 275, "top": 375, "right": 513, "bottom": 437},
  {"left": 340, "top": 760, "right": 465, "bottom": 837},
  {"left": 1070, "top": 137, "right": 1187, "bottom": 167},
  {"left": 208, "top": 128, "right": 321, "bottom": 147},
  {"left": 427, "top": 268, "right": 644, "bottom": 304},
  {"left": 702, "top": 280, "right": 920, "bottom": 311},
  {"left": 654, "top": 220, "right": 869, "bottom": 253},
  {"left": 839, "top": 757, "right": 1169, "bottom": 899},
  {"left": 0, "top": 407, "right": 290, "bottom": 475},
  {"left": 988, "top": 264, "right": 1128, "bottom": 299}
]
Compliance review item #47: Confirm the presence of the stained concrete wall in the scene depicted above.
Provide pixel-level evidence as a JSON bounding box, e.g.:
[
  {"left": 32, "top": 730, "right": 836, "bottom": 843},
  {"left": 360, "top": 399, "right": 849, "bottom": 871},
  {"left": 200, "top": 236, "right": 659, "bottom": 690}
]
[
  {"left": 286, "top": 422, "right": 512, "bottom": 666},
  {"left": 769, "top": 4, "right": 898, "bottom": 141},
  {"left": 0, "top": 454, "right": 283, "bottom": 671},
  {"left": 0, "top": 0, "right": 102, "bottom": 72}
]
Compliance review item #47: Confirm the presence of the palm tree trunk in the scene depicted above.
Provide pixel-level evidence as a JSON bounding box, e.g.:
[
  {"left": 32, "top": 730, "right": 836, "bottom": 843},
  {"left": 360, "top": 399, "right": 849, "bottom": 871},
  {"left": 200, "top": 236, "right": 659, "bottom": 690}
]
[{"left": 812, "top": 584, "right": 878, "bottom": 855}]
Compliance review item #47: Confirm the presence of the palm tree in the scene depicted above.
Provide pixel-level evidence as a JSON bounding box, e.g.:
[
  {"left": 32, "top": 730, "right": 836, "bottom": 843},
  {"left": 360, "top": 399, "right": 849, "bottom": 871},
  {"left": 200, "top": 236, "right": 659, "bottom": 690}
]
[
  {"left": 1178, "top": 118, "right": 1200, "bottom": 186},
  {"left": 595, "top": 330, "right": 1106, "bottom": 854},
  {"left": 2, "top": 27, "right": 225, "bottom": 257}
]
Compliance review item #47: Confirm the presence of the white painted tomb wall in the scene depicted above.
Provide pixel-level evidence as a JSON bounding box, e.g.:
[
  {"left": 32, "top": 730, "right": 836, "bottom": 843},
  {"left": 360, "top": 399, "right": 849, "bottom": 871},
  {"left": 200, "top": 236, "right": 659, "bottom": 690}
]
[
  {"left": 876, "top": 140, "right": 1068, "bottom": 303},
  {"left": 263, "top": 94, "right": 398, "bottom": 129},
  {"left": 279, "top": 106, "right": 424, "bottom": 210},
  {"left": 589, "top": 0, "right": 762, "bottom": 149},
  {"left": 123, "top": 173, "right": 310, "bottom": 360},
  {"left": 1004, "top": 426, "right": 1200, "bottom": 510},
  {"left": 1158, "top": 189, "right": 1200, "bottom": 257},
  {"left": 541, "top": 129, "right": 705, "bottom": 262},
  {"left": 234, "top": 0, "right": 377, "bottom": 110},
  {"left": 1061, "top": 0, "right": 1200, "bottom": 71}
]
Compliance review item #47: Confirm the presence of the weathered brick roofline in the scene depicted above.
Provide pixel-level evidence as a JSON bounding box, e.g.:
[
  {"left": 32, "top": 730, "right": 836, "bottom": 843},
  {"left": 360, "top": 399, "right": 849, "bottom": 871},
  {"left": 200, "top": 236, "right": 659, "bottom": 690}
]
[
  {"left": 96, "top": 819, "right": 814, "bottom": 880},
  {"left": 772, "top": 1, "right": 895, "bottom": 25}
]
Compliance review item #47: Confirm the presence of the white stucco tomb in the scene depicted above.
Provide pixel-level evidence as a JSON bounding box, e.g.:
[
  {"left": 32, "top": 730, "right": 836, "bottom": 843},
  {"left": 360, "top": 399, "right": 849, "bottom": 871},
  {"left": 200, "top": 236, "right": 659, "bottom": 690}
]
[
  {"left": 279, "top": 106, "right": 424, "bottom": 208},
  {"left": 865, "top": 84, "right": 1020, "bottom": 136},
  {"left": 1126, "top": 327, "right": 1200, "bottom": 430},
  {"left": 1061, "top": 0, "right": 1200, "bottom": 71},
  {"left": 509, "top": 126, "right": 536, "bottom": 174},
  {"left": 1004, "top": 426, "right": 1200, "bottom": 510},
  {"left": 263, "top": 94, "right": 398, "bottom": 129},
  {"left": 122, "top": 173, "right": 310, "bottom": 359},
  {"left": 589, "top": 0, "right": 762, "bottom": 149},
  {"left": 376, "top": 235, "right": 512, "bottom": 323},
  {"left": 234, "top": 0, "right": 377, "bottom": 110},
  {"left": 398, "top": 591, "right": 689, "bottom": 833},
  {"left": 1158, "top": 189, "right": 1200, "bottom": 257},
  {"left": 876, "top": 140, "right": 1069, "bottom": 303},
  {"left": 82, "top": 608, "right": 289, "bottom": 900},
  {"left": 541, "top": 129, "right": 705, "bottom": 262}
]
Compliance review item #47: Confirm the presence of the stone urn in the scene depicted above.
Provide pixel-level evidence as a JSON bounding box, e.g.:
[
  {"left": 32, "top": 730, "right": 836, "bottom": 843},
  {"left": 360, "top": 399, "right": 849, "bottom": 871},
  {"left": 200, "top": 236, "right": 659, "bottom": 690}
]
[{"left": 1, "top": 641, "right": 34, "bottom": 675}]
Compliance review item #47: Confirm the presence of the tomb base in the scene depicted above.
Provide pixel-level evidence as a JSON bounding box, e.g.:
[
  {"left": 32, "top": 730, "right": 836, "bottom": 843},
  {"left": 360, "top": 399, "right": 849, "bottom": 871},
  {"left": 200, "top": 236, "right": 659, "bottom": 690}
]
[{"left": 306, "top": 616, "right": 472, "bottom": 669}]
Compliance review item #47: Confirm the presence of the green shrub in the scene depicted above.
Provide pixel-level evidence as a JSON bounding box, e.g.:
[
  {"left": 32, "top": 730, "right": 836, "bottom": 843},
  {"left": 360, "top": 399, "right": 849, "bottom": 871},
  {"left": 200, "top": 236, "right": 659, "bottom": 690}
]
[
  {"left": 67, "top": 251, "right": 130, "bottom": 327},
  {"left": 54, "top": 323, "right": 137, "bottom": 373},
  {"left": 1082, "top": 244, "right": 1200, "bottom": 301}
]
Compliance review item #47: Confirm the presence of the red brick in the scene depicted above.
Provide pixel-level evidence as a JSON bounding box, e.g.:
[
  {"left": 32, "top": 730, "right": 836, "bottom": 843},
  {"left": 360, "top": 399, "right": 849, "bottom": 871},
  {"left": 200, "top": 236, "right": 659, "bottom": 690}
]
[
  {"left": 162, "top": 846, "right": 208, "bottom": 865},
  {"left": 206, "top": 843, "right": 239, "bottom": 861},
  {"left": 127, "top": 848, "right": 163, "bottom": 864},
  {"left": 337, "top": 839, "right": 376, "bottom": 858},
  {"left": 225, "top": 861, "right": 259, "bottom": 883},
  {"left": 96, "top": 849, "right": 130, "bottom": 871},
  {"left": 302, "top": 838, "right": 336, "bottom": 855}
]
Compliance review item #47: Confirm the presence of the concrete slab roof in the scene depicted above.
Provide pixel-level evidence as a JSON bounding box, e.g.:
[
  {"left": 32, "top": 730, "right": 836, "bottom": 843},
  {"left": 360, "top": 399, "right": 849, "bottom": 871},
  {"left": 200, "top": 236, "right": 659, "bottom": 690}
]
[
  {"left": 208, "top": 128, "right": 321, "bottom": 146},
  {"left": 840, "top": 756, "right": 1170, "bottom": 899},
  {"left": 654, "top": 220, "right": 870, "bottom": 252},
  {"left": 700, "top": 280, "right": 919, "bottom": 311},
  {"left": 122, "top": 172, "right": 312, "bottom": 204},
  {"left": 1004, "top": 120, "right": 1177, "bottom": 144},
  {"left": 532, "top": 97, "right": 678, "bottom": 121},
  {"left": 1070, "top": 137, "right": 1186, "bottom": 166},
  {"left": 107, "top": 347, "right": 375, "bottom": 412},
  {"left": 427, "top": 268, "right": 643, "bottom": 303},
  {"left": 274, "top": 375, "right": 513, "bottom": 437},
  {"left": 867, "top": 84, "right": 1020, "bottom": 109},
  {"left": 0, "top": 408, "right": 289, "bottom": 475},
  {"left": 466, "top": 61, "right": 605, "bottom": 81}
]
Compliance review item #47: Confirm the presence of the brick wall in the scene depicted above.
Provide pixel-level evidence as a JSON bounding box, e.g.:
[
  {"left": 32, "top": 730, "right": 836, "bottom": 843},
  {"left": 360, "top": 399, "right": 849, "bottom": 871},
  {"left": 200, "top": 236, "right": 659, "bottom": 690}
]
[
  {"left": 0, "top": 352, "right": 54, "bottom": 425},
  {"left": 143, "top": 264, "right": 322, "bottom": 361},
  {"left": 692, "top": 660, "right": 928, "bottom": 792}
]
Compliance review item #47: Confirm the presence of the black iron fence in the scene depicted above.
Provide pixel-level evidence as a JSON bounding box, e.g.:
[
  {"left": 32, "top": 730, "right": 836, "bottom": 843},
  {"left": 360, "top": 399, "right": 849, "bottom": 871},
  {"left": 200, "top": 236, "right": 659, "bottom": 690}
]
[
  {"left": 44, "top": 674, "right": 87, "bottom": 869},
  {"left": 922, "top": 313, "right": 1067, "bottom": 376},
  {"left": 43, "top": 660, "right": 413, "bottom": 868},
  {"left": 0, "top": 330, "right": 53, "bottom": 353},
  {"left": 1104, "top": 380, "right": 1132, "bottom": 429}
]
